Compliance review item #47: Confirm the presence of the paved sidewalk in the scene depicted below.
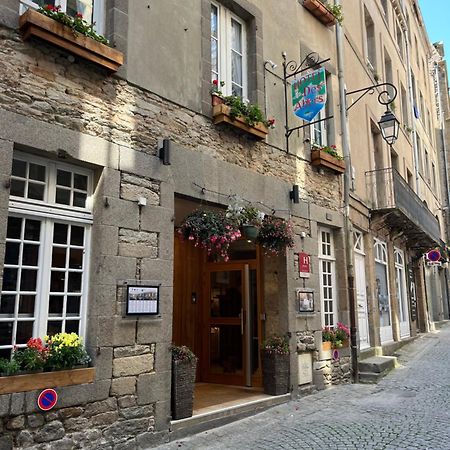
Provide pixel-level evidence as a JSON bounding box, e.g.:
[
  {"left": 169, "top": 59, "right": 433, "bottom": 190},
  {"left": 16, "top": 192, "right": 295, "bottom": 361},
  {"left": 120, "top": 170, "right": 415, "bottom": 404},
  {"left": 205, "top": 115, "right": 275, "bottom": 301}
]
[{"left": 156, "top": 324, "right": 450, "bottom": 449}]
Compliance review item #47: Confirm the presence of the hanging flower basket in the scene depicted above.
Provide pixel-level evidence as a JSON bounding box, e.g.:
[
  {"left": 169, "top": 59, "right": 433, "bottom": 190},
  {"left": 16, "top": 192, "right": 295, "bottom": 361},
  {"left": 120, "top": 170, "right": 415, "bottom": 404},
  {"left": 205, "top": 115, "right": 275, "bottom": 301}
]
[
  {"left": 241, "top": 224, "right": 260, "bottom": 241},
  {"left": 257, "top": 215, "right": 295, "bottom": 256}
]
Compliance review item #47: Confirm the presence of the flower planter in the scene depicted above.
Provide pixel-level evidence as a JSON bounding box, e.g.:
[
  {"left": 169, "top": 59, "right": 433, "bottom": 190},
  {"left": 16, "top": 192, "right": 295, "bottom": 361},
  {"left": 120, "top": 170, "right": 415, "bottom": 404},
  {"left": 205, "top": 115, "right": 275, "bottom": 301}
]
[
  {"left": 311, "top": 149, "right": 345, "bottom": 174},
  {"left": 262, "top": 353, "right": 290, "bottom": 396},
  {"left": 19, "top": 9, "right": 123, "bottom": 72},
  {"left": 302, "top": 0, "right": 337, "bottom": 27},
  {"left": 171, "top": 359, "right": 197, "bottom": 420},
  {"left": 241, "top": 224, "right": 260, "bottom": 241},
  {"left": 212, "top": 104, "right": 268, "bottom": 140},
  {"left": 322, "top": 341, "right": 332, "bottom": 351},
  {"left": 211, "top": 94, "right": 224, "bottom": 107},
  {"left": 0, "top": 367, "right": 95, "bottom": 395}
]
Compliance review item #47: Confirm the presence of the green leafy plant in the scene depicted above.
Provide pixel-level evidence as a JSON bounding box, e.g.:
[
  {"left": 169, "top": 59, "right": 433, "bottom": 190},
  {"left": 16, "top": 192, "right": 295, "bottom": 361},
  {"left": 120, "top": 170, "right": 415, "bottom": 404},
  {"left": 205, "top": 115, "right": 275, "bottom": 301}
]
[
  {"left": 257, "top": 215, "right": 295, "bottom": 256},
  {"left": 322, "top": 323, "right": 350, "bottom": 348},
  {"left": 262, "top": 335, "right": 290, "bottom": 356},
  {"left": 226, "top": 203, "right": 264, "bottom": 227},
  {"left": 45, "top": 332, "right": 91, "bottom": 370},
  {"left": 178, "top": 209, "right": 241, "bottom": 261},
  {"left": 36, "top": 3, "right": 109, "bottom": 45},
  {"left": 0, "top": 358, "right": 20, "bottom": 376},
  {"left": 13, "top": 338, "right": 48, "bottom": 371},
  {"left": 313, "top": 144, "right": 344, "bottom": 161},
  {"left": 324, "top": 2, "right": 343, "bottom": 25},
  {"left": 171, "top": 345, "right": 197, "bottom": 363},
  {"left": 210, "top": 79, "right": 225, "bottom": 96}
]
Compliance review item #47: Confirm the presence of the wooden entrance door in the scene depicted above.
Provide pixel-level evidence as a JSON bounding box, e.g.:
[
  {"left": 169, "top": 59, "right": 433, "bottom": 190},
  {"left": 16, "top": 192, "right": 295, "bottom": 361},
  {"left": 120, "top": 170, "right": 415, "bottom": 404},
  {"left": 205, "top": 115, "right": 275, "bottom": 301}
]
[{"left": 203, "top": 262, "right": 259, "bottom": 386}]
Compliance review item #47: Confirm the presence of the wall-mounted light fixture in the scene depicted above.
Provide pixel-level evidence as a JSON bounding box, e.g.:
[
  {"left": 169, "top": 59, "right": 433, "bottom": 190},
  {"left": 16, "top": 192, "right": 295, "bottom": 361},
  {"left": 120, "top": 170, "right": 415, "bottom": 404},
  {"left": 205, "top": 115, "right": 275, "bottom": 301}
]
[
  {"left": 290, "top": 184, "right": 299, "bottom": 203},
  {"left": 159, "top": 138, "right": 171, "bottom": 165}
]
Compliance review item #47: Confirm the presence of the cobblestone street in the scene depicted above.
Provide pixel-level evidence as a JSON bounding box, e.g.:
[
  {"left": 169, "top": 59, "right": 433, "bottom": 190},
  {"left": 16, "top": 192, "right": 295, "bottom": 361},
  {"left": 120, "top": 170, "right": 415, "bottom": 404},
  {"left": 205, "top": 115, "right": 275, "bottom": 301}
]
[{"left": 158, "top": 324, "right": 450, "bottom": 450}]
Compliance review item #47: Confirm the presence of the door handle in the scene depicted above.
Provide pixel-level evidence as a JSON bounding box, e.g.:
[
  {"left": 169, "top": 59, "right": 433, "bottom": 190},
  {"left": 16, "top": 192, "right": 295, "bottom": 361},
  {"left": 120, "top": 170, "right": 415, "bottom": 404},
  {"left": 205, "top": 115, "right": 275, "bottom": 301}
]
[{"left": 240, "top": 308, "right": 244, "bottom": 335}]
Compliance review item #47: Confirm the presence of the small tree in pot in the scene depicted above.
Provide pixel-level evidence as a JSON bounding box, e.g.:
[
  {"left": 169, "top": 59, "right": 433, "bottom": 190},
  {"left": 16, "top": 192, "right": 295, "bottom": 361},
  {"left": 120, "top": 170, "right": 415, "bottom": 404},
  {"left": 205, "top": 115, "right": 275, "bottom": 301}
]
[
  {"left": 171, "top": 345, "right": 198, "bottom": 420},
  {"left": 261, "top": 334, "right": 290, "bottom": 395}
]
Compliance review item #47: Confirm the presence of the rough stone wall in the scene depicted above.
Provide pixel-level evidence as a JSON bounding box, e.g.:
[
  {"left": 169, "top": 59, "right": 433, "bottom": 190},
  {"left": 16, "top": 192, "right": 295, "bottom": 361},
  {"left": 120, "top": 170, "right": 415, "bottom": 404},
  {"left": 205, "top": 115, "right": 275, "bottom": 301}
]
[
  {"left": 0, "top": 26, "right": 341, "bottom": 212},
  {"left": 314, "top": 347, "right": 352, "bottom": 387}
]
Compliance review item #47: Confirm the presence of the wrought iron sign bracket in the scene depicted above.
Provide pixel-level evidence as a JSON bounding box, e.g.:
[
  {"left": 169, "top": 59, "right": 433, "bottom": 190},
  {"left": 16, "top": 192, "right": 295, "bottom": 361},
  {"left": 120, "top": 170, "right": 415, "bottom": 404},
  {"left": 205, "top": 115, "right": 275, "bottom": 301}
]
[
  {"left": 345, "top": 82, "right": 397, "bottom": 112},
  {"left": 282, "top": 52, "right": 331, "bottom": 153}
]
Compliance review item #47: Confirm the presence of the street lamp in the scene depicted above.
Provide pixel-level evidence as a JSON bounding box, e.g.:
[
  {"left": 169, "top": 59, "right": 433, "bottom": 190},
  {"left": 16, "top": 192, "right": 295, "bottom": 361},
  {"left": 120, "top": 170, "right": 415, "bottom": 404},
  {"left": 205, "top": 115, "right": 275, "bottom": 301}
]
[{"left": 378, "top": 108, "right": 400, "bottom": 146}]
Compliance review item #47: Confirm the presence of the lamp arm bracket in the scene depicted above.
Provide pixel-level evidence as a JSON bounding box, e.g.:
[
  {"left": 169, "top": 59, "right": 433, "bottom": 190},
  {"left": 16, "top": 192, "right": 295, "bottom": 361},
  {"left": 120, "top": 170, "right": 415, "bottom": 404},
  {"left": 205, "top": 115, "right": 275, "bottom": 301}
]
[
  {"left": 285, "top": 115, "right": 334, "bottom": 139},
  {"left": 345, "top": 82, "right": 397, "bottom": 112}
]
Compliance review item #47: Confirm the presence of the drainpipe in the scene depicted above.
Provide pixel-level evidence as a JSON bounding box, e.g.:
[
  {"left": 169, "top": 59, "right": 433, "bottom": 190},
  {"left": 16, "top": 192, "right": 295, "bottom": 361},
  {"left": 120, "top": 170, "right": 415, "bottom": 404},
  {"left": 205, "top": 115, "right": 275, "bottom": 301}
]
[{"left": 335, "top": 0, "right": 358, "bottom": 382}]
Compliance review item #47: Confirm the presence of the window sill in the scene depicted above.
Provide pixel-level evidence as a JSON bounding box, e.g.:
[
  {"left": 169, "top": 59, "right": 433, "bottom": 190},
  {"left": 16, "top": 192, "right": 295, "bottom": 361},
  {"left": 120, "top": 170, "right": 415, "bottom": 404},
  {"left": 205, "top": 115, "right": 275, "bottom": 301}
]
[
  {"left": 19, "top": 9, "right": 123, "bottom": 72},
  {"left": 302, "top": 0, "right": 337, "bottom": 27},
  {"left": 311, "top": 149, "right": 345, "bottom": 174},
  {"left": 212, "top": 104, "right": 269, "bottom": 140},
  {"left": 0, "top": 367, "right": 95, "bottom": 395}
]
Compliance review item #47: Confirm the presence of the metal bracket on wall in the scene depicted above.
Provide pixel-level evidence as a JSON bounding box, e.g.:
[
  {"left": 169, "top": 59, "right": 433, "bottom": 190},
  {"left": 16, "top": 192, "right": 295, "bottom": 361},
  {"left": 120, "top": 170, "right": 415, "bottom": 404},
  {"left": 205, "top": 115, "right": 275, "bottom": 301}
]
[{"left": 345, "top": 82, "right": 398, "bottom": 112}]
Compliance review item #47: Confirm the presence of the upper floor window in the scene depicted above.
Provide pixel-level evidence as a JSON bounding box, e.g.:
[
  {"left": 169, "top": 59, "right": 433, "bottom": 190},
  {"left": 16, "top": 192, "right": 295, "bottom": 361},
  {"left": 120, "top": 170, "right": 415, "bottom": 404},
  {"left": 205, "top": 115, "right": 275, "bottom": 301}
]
[
  {"left": 211, "top": 2, "right": 247, "bottom": 98},
  {"left": 364, "top": 8, "right": 376, "bottom": 71},
  {"left": 20, "top": 0, "right": 105, "bottom": 34}
]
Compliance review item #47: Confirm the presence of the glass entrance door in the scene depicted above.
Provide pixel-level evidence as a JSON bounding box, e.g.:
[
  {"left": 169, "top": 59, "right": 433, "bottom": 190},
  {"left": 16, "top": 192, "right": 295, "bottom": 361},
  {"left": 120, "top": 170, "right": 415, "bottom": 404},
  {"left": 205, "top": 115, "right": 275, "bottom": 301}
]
[{"left": 205, "top": 262, "right": 259, "bottom": 386}]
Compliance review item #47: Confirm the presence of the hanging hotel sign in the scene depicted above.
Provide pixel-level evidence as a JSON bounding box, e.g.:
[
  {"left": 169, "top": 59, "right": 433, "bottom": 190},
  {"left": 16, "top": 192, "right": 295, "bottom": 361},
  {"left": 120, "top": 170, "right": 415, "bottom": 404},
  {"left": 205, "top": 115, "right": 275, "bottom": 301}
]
[
  {"left": 298, "top": 252, "right": 311, "bottom": 278},
  {"left": 292, "top": 67, "right": 327, "bottom": 122}
]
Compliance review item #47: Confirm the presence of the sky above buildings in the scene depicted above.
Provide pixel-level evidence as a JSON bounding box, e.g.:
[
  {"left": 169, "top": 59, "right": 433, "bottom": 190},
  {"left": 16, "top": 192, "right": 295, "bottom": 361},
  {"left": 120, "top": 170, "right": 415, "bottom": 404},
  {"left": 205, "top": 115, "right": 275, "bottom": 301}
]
[{"left": 419, "top": 0, "right": 449, "bottom": 50}]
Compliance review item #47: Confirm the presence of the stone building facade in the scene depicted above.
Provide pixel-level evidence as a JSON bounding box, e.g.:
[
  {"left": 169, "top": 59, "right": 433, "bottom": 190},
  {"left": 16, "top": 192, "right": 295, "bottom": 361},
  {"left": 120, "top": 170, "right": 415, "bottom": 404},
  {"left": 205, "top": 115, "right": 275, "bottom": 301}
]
[{"left": 0, "top": 0, "right": 447, "bottom": 449}]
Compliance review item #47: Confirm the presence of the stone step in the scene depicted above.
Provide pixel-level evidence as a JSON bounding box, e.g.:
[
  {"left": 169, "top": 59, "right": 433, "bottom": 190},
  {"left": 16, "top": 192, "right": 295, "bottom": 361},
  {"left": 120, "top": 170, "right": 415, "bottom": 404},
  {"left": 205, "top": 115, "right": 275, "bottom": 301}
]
[
  {"left": 358, "top": 356, "right": 396, "bottom": 374},
  {"left": 358, "top": 371, "right": 387, "bottom": 384},
  {"left": 170, "top": 393, "right": 290, "bottom": 441}
]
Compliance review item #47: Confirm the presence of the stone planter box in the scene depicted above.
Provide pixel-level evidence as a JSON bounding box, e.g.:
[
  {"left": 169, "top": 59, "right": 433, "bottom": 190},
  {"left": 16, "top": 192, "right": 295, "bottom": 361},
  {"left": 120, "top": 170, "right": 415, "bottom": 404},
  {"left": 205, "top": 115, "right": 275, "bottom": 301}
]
[
  {"left": 262, "top": 353, "right": 290, "bottom": 395},
  {"left": 0, "top": 367, "right": 95, "bottom": 394},
  {"left": 212, "top": 104, "right": 269, "bottom": 140},
  {"left": 302, "top": 0, "right": 337, "bottom": 27},
  {"left": 19, "top": 9, "right": 124, "bottom": 72},
  {"left": 171, "top": 359, "right": 197, "bottom": 420},
  {"left": 311, "top": 149, "right": 345, "bottom": 174}
]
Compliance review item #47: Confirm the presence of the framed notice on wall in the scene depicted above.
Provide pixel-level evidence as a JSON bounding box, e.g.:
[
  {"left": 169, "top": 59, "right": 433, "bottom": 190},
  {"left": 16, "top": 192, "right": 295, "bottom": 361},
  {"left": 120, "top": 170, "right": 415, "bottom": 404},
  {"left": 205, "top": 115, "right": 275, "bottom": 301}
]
[
  {"left": 126, "top": 285, "right": 160, "bottom": 315},
  {"left": 296, "top": 288, "right": 314, "bottom": 313}
]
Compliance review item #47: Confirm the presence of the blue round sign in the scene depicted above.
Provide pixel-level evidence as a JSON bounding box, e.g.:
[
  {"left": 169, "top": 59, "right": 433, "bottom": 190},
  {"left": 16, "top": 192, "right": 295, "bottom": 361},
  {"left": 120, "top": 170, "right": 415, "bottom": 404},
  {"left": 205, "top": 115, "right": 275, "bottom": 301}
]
[{"left": 37, "top": 388, "right": 58, "bottom": 411}]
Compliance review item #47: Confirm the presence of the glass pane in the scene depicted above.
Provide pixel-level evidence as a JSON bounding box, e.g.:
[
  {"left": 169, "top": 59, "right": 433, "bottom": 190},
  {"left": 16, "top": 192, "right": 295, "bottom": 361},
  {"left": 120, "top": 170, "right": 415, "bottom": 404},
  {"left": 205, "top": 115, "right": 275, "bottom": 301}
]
[
  {"left": 2, "top": 268, "right": 18, "bottom": 291},
  {"left": 7, "top": 217, "right": 22, "bottom": 239},
  {"left": 211, "top": 38, "right": 218, "bottom": 74},
  {"left": 376, "top": 262, "right": 391, "bottom": 327},
  {"left": 210, "top": 271, "right": 242, "bottom": 317},
  {"left": 47, "top": 321, "right": 62, "bottom": 336},
  {"left": 48, "top": 295, "right": 64, "bottom": 316},
  {"left": 73, "top": 192, "right": 87, "bottom": 208},
  {"left": 24, "top": 220, "right": 40, "bottom": 241},
  {"left": 71, "top": 226, "right": 84, "bottom": 246},
  {"left": 27, "top": 183, "right": 45, "bottom": 201},
  {"left": 211, "top": 5, "right": 218, "bottom": 37},
  {"left": 5, "top": 242, "right": 20, "bottom": 265},
  {"left": 74, "top": 173, "right": 87, "bottom": 190},
  {"left": 53, "top": 223, "right": 68, "bottom": 244},
  {"left": 10, "top": 179, "right": 25, "bottom": 197},
  {"left": 0, "top": 295, "right": 15, "bottom": 315},
  {"left": 231, "top": 83, "right": 243, "bottom": 98},
  {"left": 56, "top": 188, "right": 71, "bottom": 205},
  {"left": 65, "top": 320, "right": 79, "bottom": 334},
  {"left": 66, "top": 296, "right": 81, "bottom": 315},
  {"left": 69, "top": 249, "right": 83, "bottom": 269},
  {"left": 0, "top": 322, "right": 13, "bottom": 345},
  {"left": 22, "top": 244, "right": 39, "bottom": 267},
  {"left": 68, "top": 272, "right": 82, "bottom": 292},
  {"left": 12, "top": 159, "right": 26, "bottom": 177},
  {"left": 0, "top": 348, "right": 11, "bottom": 359},
  {"left": 18, "top": 295, "right": 35, "bottom": 315},
  {"left": 20, "top": 270, "right": 37, "bottom": 291},
  {"left": 209, "top": 325, "right": 242, "bottom": 375},
  {"left": 50, "top": 271, "right": 66, "bottom": 292},
  {"left": 16, "top": 321, "right": 33, "bottom": 345},
  {"left": 231, "top": 51, "right": 242, "bottom": 85},
  {"left": 29, "top": 163, "right": 46, "bottom": 181},
  {"left": 231, "top": 19, "right": 242, "bottom": 52},
  {"left": 52, "top": 247, "right": 67, "bottom": 268},
  {"left": 57, "top": 170, "right": 72, "bottom": 187},
  {"left": 67, "top": 0, "right": 93, "bottom": 23}
]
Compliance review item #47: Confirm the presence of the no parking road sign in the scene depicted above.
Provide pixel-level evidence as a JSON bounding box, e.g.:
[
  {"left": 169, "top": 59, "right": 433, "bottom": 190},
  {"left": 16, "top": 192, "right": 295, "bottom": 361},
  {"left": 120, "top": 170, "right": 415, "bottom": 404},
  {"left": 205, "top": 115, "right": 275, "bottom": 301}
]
[{"left": 37, "top": 389, "right": 58, "bottom": 411}]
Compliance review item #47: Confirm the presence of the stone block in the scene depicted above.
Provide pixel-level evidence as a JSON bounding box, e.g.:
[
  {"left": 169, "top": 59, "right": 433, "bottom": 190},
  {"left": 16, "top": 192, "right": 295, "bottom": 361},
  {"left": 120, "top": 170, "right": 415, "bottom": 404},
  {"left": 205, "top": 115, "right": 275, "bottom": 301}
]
[
  {"left": 64, "top": 416, "right": 89, "bottom": 432},
  {"left": 16, "top": 430, "right": 34, "bottom": 448},
  {"left": 0, "top": 394, "right": 10, "bottom": 417},
  {"left": 136, "top": 430, "right": 170, "bottom": 449},
  {"left": 27, "top": 413, "right": 45, "bottom": 428},
  {"left": 0, "top": 435, "right": 13, "bottom": 450},
  {"left": 103, "top": 418, "right": 149, "bottom": 440},
  {"left": 136, "top": 372, "right": 170, "bottom": 406},
  {"left": 119, "top": 146, "right": 170, "bottom": 182},
  {"left": 10, "top": 393, "right": 26, "bottom": 416},
  {"left": 114, "top": 344, "right": 154, "bottom": 358},
  {"left": 118, "top": 229, "right": 158, "bottom": 258},
  {"left": 58, "top": 407, "right": 84, "bottom": 420},
  {"left": 33, "top": 420, "right": 65, "bottom": 443},
  {"left": 114, "top": 439, "right": 137, "bottom": 450},
  {"left": 159, "top": 181, "right": 174, "bottom": 210},
  {"left": 49, "top": 437, "right": 76, "bottom": 450},
  {"left": 70, "top": 428, "right": 102, "bottom": 448},
  {"left": 89, "top": 285, "right": 117, "bottom": 318},
  {"left": 99, "top": 167, "right": 121, "bottom": 198},
  {"left": 136, "top": 319, "right": 171, "bottom": 344},
  {"left": 118, "top": 395, "right": 137, "bottom": 408},
  {"left": 154, "top": 400, "right": 170, "bottom": 431},
  {"left": 119, "top": 405, "right": 153, "bottom": 420},
  {"left": 91, "top": 225, "right": 119, "bottom": 257},
  {"left": 120, "top": 172, "right": 160, "bottom": 204},
  {"left": 139, "top": 206, "right": 173, "bottom": 234},
  {"left": 99, "top": 197, "right": 140, "bottom": 230},
  {"left": 6, "top": 415, "right": 25, "bottom": 430},
  {"left": 153, "top": 342, "right": 172, "bottom": 373},
  {"left": 55, "top": 380, "right": 111, "bottom": 409},
  {"left": 111, "top": 317, "right": 138, "bottom": 347},
  {"left": 92, "top": 255, "right": 137, "bottom": 286},
  {"left": 110, "top": 377, "right": 137, "bottom": 396},
  {"left": 139, "top": 259, "right": 173, "bottom": 286},
  {"left": 84, "top": 398, "right": 117, "bottom": 418},
  {"left": 113, "top": 353, "right": 155, "bottom": 377},
  {"left": 91, "top": 346, "right": 113, "bottom": 381},
  {"left": 90, "top": 411, "right": 119, "bottom": 426}
]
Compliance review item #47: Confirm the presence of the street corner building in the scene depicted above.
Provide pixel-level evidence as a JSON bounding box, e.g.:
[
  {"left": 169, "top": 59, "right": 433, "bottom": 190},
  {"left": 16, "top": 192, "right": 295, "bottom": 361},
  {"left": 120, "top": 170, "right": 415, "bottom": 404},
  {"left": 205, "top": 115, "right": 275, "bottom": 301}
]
[{"left": 0, "top": 0, "right": 449, "bottom": 448}]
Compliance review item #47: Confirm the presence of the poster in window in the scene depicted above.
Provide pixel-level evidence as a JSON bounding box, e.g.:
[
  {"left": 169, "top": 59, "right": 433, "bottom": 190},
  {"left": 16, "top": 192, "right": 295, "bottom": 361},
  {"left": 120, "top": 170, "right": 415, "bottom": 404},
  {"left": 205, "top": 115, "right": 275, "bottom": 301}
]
[{"left": 126, "top": 285, "right": 159, "bottom": 315}]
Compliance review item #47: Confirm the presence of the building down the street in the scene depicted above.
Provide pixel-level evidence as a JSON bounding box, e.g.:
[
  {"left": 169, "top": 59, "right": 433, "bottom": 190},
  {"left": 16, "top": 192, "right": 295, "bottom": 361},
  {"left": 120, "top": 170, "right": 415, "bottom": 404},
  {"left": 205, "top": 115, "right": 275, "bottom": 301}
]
[{"left": 0, "top": 0, "right": 449, "bottom": 448}]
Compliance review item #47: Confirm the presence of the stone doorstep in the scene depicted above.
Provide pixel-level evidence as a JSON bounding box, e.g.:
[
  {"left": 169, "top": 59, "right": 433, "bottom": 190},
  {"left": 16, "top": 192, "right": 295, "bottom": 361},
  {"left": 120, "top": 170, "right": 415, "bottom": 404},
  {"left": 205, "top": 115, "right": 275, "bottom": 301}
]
[
  {"left": 358, "top": 356, "right": 397, "bottom": 374},
  {"left": 169, "top": 394, "right": 290, "bottom": 442}
]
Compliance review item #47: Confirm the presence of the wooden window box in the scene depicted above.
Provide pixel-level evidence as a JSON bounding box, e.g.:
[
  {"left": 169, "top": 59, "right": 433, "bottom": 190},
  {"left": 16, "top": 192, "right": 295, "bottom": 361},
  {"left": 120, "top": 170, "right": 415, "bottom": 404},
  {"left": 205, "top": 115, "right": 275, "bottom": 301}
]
[
  {"left": 19, "top": 9, "right": 123, "bottom": 72},
  {"left": 311, "top": 149, "right": 345, "bottom": 174},
  {"left": 0, "top": 367, "right": 95, "bottom": 395},
  {"left": 302, "top": 0, "right": 337, "bottom": 27},
  {"left": 212, "top": 103, "right": 268, "bottom": 140}
]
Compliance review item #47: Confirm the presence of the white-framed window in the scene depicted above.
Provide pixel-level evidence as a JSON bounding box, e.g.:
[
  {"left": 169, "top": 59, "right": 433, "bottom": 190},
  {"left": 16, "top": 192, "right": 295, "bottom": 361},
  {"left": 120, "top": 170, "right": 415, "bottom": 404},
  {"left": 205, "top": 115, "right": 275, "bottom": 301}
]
[
  {"left": 394, "top": 248, "right": 407, "bottom": 324},
  {"left": 19, "top": 0, "right": 105, "bottom": 34},
  {"left": 211, "top": 2, "right": 247, "bottom": 98},
  {"left": 319, "top": 227, "right": 337, "bottom": 328},
  {"left": 353, "top": 230, "right": 364, "bottom": 254},
  {"left": 374, "top": 238, "right": 392, "bottom": 332},
  {"left": 310, "top": 109, "right": 327, "bottom": 147},
  {"left": 0, "top": 152, "right": 93, "bottom": 359}
]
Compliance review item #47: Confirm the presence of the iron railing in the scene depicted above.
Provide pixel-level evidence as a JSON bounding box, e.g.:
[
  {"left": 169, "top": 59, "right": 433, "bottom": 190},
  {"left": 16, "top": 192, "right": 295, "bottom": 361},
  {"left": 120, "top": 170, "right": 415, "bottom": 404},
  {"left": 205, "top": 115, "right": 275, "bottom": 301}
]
[{"left": 366, "top": 167, "right": 441, "bottom": 244}]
